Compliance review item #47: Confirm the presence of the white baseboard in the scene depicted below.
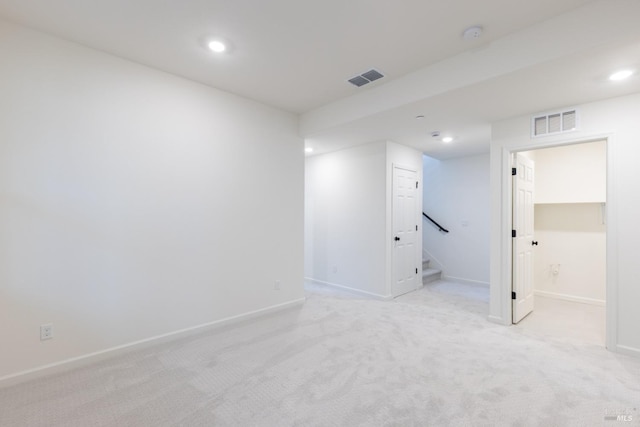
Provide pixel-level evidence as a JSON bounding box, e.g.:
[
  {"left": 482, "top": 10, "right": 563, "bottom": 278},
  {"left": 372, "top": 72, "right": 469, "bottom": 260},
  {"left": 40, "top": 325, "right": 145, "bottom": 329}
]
[
  {"left": 534, "top": 290, "right": 605, "bottom": 306},
  {"left": 305, "top": 277, "right": 392, "bottom": 300},
  {"left": 441, "top": 275, "right": 489, "bottom": 288},
  {"left": 614, "top": 344, "right": 640, "bottom": 358},
  {"left": 0, "top": 297, "right": 306, "bottom": 388},
  {"left": 487, "top": 315, "right": 507, "bottom": 325}
]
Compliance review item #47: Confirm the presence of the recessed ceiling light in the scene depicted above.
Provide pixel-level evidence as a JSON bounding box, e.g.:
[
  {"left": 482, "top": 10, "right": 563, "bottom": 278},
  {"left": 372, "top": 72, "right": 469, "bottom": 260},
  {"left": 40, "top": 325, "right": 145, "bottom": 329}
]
[
  {"left": 305, "top": 147, "right": 313, "bottom": 153},
  {"left": 415, "top": 115, "right": 425, "bottom": 120},
  {"left": 442, "top": 137, "right": 454, "bottom": 143},
  {"left": 208, "top": 40, "right": 226, "bottom": 53},
  {"left": 609, "top": 70, "right": 634, "bottom": 81}
]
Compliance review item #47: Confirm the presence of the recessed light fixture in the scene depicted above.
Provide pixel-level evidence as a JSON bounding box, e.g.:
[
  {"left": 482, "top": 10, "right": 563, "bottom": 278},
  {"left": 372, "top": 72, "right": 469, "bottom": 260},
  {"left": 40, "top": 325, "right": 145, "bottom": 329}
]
[
  {"left": 609, "top": 69, "right": 634, "bottom": 81},
  {"left": 431, "top": 131, "right": 440, "bottom": 138},
  {"left": 415, "top": 115, "right": 425, "bottom": 120},
  {"left": 442, "top": 136, "right": 454, "bottom": 143},
  {"left": 208, "top": 40, "right": 227, "bottom": 53},
  {"left": 305, "top": 147, "right": 314, "bottom": 153}
]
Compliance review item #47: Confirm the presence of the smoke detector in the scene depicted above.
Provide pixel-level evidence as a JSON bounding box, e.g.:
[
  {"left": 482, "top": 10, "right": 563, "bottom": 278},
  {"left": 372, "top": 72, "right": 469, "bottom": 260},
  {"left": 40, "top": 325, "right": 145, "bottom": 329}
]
[{"left": 463, "top": 26, "right": 483, "bottom": 41}]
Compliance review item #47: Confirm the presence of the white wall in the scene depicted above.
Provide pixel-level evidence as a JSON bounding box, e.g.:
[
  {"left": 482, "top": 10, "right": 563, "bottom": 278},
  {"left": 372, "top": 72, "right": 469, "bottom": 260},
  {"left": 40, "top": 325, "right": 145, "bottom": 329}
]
[
  {"left": 534, "top": 141, "right": 606, "bottom": 203},
  {"left": 304, "top": 141, "right": 422, "bottom": 298},
  {"left": 0, "top": 20, "right": 305, "bottom": 380},
  {"left": 534, "top": 203, "right": 606, "bottom": 304},
  {"left": 422, "top": 154, "right": 490, "bottom": 285},
  {"left": 531, "top": 141, "right": 607, "bottom": 305},
  {"left": 490, "top": 92, "right": 640, "bottom": 357},
  {"left": 305, "top": 142, "right": 387, "bottom": 296}
]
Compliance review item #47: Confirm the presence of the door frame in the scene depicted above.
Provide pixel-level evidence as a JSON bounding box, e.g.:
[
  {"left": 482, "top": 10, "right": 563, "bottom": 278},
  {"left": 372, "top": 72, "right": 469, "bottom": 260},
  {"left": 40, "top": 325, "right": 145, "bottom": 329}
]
[
  {"left": 495, "top": 133, "right": 617, "bottom": 351},
  {"left": 389, "top": 163, "right": 421, "bottom": 297}
]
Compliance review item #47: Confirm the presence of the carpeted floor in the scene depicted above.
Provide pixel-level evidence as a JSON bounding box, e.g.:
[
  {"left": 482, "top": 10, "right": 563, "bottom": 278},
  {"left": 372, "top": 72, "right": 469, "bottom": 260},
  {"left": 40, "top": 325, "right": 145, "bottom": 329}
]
[
  {"left": 514, "top": 292, "right": 606, "bottom": 347},
  {"left": 1, "top": 280, "right": 639, "bottom": 426}
]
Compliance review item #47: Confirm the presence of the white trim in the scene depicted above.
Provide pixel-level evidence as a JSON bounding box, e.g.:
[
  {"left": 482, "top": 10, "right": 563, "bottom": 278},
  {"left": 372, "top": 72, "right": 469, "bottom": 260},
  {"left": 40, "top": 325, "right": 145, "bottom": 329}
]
[
  {"left": 305, "top": 277, "right": 392, "bottom": 300},
  {"left": 615, "top": 345, "right": 640, "bottom": 358},
  {"left": 534, "top": 290, "right": 605, "bottom": 306},
  {"left": 488, "top": 315, "right": 504, "bottom": 325},
  {"left": 499, "top": 146, "right": 513, "bottom": 325},
  {"left": 441, "top": 275, "right": 489, "bottom": 288},
  {"left": 605, "top": 134, "right": 618, "bottom": 353},
  {"left": 0, "top": 297, "right": 306, "bottom": 388}
]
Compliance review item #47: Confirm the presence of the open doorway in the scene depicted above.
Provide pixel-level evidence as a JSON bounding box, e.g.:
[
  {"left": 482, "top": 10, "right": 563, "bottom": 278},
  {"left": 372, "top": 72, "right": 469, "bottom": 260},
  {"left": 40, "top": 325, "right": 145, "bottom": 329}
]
[{"left": 512, "top": 140, "right": 607, "bottom": 346}]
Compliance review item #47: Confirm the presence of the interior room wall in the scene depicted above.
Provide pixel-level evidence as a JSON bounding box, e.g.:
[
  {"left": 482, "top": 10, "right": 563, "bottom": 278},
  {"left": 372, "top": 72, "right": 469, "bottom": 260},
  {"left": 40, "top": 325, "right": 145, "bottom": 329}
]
[
  {"left": 304, "top": 141, "right": 423, "bottom": 298},
  {"left": 534, "top": 203, "right": 606, "bottom": 304},
  {"left": 304, "top": 142, "right": 388, "bottom": 297},
  {"left": 0, "top": 20, "right": 305, "bottom": 381},
  {"left": 532, "top": 141, "right": 607, "bottom": 305},
  {"left": 534, "top": 141, "right": 607, "bottom": 204},
  {"left": 490, "top": 93, "right": 640, "bottom": 357},
  {"left": 422, "top": 154, "right": 490, "bottom": 285}
]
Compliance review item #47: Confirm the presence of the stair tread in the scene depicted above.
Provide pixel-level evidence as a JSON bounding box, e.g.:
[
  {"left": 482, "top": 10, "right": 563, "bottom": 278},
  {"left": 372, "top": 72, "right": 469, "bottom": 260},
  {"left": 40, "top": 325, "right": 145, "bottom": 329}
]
[{"left": 422, "top": 267, "right": 442, "bottom": 285}]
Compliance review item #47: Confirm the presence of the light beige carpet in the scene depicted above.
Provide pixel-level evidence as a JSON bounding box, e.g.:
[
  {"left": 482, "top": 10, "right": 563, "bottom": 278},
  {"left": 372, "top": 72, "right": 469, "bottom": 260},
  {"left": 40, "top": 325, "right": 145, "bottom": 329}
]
[{"left": 1, "top": 280, "right": 639, "bottom": 426}]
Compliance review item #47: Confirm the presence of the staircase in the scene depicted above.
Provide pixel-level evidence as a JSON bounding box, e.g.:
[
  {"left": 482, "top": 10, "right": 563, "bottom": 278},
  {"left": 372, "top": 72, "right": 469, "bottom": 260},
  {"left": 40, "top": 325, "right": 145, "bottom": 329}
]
[{"left": 422, "top": 259, "right": 442, "bottom": 284}]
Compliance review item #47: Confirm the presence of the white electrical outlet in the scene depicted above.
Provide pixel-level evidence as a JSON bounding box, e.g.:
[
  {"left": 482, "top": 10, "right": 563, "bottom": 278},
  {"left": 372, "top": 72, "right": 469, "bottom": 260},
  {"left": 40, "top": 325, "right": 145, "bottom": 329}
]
[
  {"left": 274, "top": 280, "right": 281, "bottom": 290},
  {"left": 332, "top": 266, "right": 338, "bottom": 274},
  {"left": 40, "top": 323, "right": 53, "bottom": 341}
]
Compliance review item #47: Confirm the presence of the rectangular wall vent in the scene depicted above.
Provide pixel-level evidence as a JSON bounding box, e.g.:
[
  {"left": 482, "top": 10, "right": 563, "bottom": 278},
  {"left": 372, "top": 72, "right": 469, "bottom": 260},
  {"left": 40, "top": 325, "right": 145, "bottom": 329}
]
[
  {"left": 562, "top": 110, "right": 576, "bottom": 130},
  {"left": 347, "top": 69, "right": 385, "bottom": 87},
  {"left": 531, "top": 108, "right": 579, "bottom": 137}
]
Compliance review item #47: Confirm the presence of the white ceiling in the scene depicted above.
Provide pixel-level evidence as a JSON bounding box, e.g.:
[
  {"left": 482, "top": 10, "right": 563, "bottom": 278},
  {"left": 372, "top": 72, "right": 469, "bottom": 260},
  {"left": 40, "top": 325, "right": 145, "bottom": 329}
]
[
  {"left": 305, "top": 36, "right": 640, "bottom": 159},
  {"left": 301, "top": 0, "right": 640, "bottom": 158},
  {"left": 1, "top": 0, "right": 639, "bottom": 159}
]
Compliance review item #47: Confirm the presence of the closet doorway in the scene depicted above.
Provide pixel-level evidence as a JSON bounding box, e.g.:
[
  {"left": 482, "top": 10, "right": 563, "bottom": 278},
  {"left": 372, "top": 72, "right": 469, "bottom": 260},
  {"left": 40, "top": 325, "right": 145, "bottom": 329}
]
[{"left": 514, "top": 140, "right": 606, "bottom": 346}]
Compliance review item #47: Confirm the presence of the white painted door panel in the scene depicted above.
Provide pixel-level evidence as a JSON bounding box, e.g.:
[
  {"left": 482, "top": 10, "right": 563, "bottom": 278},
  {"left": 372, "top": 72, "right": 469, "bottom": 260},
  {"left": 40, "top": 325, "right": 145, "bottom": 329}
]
[
  {"left": 392, "top": 166, "right": 418, "bottom": 297},
  {"left": 513, "top": 154, "right": 535, "bottom": 323}
]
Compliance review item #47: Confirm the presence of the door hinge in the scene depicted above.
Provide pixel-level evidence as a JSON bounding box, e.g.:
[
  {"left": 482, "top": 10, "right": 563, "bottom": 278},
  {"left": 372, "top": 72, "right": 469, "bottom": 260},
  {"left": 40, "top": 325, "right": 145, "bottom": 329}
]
[
  {"left": 512, "top": 230, "right": 516, "bottom": 238},
  {"left": 416, "top": 268, "right": 418, "bottom": 274},
  {"left": 512, "top": 291, "right": 516, "bottom": 300},
  {"left": 512, "top": 167, "right": 516, "bottom": 176},
  {"left": 416, "top": 181, "right": 419, "bottom": 188},
  {"left": 416, "top": 225, "right": 418, "bottom": 231}
]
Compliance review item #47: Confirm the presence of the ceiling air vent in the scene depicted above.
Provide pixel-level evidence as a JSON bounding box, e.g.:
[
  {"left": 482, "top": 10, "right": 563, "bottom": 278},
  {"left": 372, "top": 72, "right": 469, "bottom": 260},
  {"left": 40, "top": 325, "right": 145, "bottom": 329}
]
[
  {"left": 532, "top": 109, "right": 579, "bottom": 137},
  {"left": 348, "top": 69, "right": 385, "bottom": 87}
]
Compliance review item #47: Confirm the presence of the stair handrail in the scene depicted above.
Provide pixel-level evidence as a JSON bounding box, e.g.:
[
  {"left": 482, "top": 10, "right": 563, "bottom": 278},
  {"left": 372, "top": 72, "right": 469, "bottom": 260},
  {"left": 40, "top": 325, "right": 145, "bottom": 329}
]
[{"left": 422, "top": 212, "right": 449, "bottom": 233}]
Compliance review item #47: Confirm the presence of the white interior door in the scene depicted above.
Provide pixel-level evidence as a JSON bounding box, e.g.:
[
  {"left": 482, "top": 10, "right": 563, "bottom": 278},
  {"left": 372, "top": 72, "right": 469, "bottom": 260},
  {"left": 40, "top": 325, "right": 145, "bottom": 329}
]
[
  {"left": 392, "top": 166, "right": 419, "bottom": 297},
  {"left": 512, "top": 153, "right": 535, "bottom": 323}
]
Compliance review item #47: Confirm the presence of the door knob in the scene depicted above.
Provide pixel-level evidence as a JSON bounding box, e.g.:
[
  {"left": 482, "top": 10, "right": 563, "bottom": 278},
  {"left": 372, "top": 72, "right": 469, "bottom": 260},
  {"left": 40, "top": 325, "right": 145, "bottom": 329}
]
[
  {"left": 394, "top": 236, "right": 400, "bottom": 241},
  {"left": 532, "top": 241, "right": 539, "bottom": 246}
]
